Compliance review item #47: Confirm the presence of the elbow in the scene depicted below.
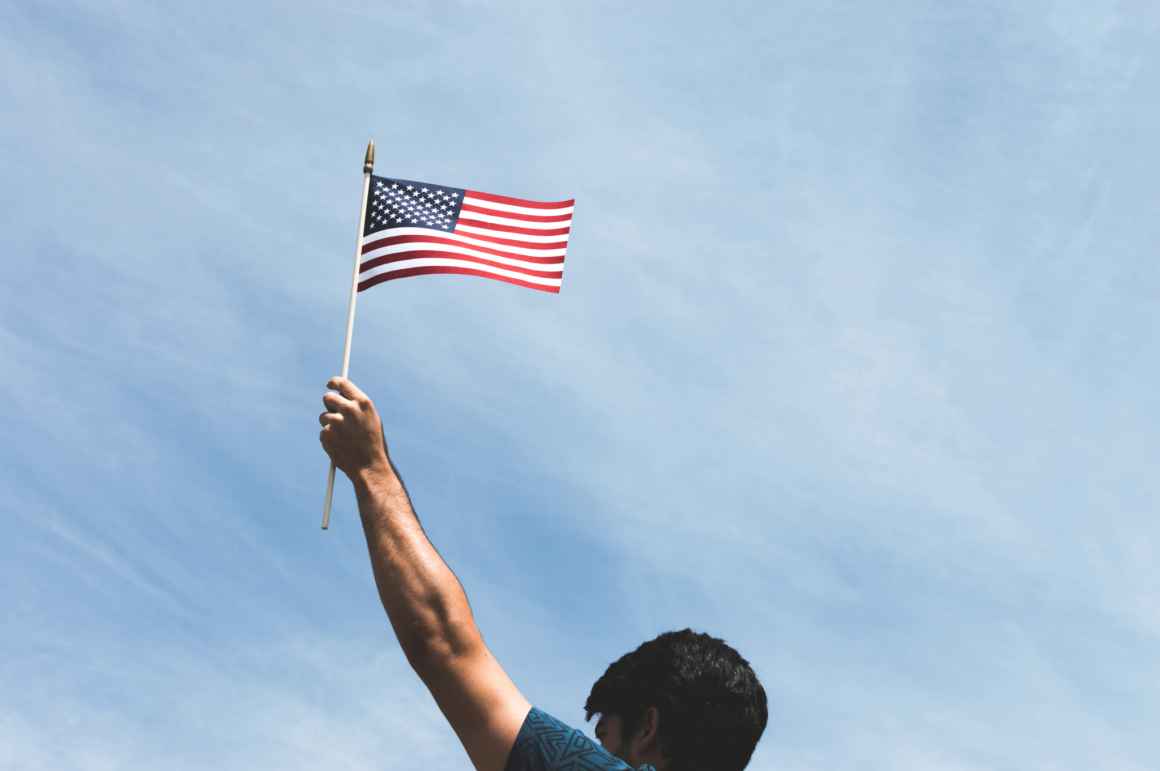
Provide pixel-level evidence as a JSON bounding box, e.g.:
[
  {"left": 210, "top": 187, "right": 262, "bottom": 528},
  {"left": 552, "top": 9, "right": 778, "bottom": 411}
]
[{"left": 402, "top": 625, "right": 484, "bottom": 679}]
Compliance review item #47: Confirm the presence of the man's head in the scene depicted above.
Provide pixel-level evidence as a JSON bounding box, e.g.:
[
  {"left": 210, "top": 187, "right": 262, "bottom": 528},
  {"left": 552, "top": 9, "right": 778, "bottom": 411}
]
[{"left": 584, "top": 629, "right": 767, "bottom": 771}]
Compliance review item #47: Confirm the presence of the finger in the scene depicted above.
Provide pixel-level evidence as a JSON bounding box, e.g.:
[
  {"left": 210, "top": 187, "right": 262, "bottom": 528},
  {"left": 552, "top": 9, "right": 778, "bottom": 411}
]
[
  {"left": 319, "top": 411, "right": 344, "bottom": 427},
  {"left": 322, "top": 391, "right": 356, "bottom": 413},
  {"left": 327, "top": 376, "right": 369, "bottom": 404}
]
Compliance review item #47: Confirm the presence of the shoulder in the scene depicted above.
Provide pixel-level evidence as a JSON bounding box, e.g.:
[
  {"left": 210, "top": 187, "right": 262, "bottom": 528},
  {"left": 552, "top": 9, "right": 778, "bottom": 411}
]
[{"left": 504, "top": 708, "right": 636, "bottom": 771}]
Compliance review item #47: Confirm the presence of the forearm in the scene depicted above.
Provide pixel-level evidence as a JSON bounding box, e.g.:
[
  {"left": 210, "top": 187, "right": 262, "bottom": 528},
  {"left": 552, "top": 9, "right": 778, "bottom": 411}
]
[{"left": 351, "top": 462, "right": 481, "bottom": 669}]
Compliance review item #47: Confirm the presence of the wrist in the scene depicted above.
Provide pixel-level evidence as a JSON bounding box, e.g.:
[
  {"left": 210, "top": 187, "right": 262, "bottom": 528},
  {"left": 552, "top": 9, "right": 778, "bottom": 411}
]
[{"left": 349, "top": 457, "right": 397, "bottom": 494}]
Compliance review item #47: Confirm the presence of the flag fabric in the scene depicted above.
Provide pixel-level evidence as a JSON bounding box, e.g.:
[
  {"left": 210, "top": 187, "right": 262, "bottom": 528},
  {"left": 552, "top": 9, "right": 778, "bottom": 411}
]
[{"left": 358, "top": 175, "right": 573, "bottom": 294}]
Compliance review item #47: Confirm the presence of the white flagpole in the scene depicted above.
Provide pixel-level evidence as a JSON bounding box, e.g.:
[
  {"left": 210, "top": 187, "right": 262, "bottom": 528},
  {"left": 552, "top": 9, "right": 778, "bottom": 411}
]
[{"left": 322, "top": 139, "right": 375, "bottom": 530}]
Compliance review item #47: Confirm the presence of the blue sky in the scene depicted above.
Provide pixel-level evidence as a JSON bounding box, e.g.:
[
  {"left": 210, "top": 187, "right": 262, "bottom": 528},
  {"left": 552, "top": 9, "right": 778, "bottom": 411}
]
[{"left": 2, "top": 1, "right": 1158, "bottom": 769}]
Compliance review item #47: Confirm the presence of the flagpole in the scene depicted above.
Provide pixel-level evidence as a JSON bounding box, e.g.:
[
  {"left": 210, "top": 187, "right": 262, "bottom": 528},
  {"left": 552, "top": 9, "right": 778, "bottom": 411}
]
[{"left": 322, "top": 139, "right": 375, "bottom": 530}]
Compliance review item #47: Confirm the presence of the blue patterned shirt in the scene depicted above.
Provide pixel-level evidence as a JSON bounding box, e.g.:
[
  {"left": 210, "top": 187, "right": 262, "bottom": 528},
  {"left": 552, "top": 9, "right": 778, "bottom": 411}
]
[{"left": 504, "top": 708, "right": 656, "bottom": 771}]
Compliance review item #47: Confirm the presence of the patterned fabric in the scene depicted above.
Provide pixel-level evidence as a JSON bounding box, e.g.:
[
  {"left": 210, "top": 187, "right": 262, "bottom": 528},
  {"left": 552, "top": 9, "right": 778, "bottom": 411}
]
[
  {"left": 357, "top": 175, "right": 572, "bottom": 294},
  {"left": 504, "top": 708, "right": 655, "bottom": 771},
  {"left": 364, "top": 177, "right": 465, "bottom": 234}
]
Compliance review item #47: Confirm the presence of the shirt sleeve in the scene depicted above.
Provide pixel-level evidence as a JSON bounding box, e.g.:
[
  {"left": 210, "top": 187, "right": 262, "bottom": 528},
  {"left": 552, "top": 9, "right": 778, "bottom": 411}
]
[{"left": 504, "top": 707, "right": 636, "bottom": 771}]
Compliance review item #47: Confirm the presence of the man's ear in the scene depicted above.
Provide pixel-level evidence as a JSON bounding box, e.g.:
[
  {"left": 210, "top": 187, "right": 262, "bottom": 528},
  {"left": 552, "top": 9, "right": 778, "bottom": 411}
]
[{"left": 632, "top": 706, "right": 661, "bottom": 750}]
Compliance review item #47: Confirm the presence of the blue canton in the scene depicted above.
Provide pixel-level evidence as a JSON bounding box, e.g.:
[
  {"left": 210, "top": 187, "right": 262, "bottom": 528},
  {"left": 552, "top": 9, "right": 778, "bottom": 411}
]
[
  {"left": 364, "top": 175, "right": 466, "bottom": 237},
  {"left": 505, "top": 708, "right": 656, "bottom": 771}
]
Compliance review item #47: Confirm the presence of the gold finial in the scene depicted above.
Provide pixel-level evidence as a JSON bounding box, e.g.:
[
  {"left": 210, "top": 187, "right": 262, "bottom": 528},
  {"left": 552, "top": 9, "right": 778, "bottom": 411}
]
[{"left": 364, "top": 140, "right": 375, "bottom": 174}]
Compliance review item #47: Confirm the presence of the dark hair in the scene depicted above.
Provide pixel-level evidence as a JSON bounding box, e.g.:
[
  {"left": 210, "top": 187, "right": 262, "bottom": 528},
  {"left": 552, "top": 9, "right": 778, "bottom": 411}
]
[{"left": 584, "top": 629, "right": 767, "bottom": 771}]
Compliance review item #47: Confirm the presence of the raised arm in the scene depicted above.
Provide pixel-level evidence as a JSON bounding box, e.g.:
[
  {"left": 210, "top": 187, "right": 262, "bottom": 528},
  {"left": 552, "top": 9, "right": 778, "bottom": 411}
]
[{"left": 319, "top": 377, "right": 530, "bottom": 771}]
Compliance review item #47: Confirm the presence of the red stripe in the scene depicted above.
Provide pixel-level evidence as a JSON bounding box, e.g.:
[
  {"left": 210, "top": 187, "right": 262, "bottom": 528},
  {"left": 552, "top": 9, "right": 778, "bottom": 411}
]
[
  {"left": 456, "top": 218, "right": 571, "bottom": 237},
  {"left": 459, "top": 203, "right": 572, "bottom": 223},
  {"left": 359, "top": 266, "right": 561, "bottom": 294},
  {"left": 360, "top": 251, "right": 564, "bottom": 279},
  {"left": 448, "top": 227, "right": 568, "bottom": 251},
  {"left": 465, "top": 190, "right": 575, "bottom": 210},
  {"left": 361, "top": 234, "right": 566, "bottom": 263}
]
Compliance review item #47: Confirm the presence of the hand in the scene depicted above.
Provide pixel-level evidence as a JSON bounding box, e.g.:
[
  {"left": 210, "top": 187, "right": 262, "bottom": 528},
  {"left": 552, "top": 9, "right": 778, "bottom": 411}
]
[{"left": 319, "top": 377, "right": 391, "bottom": 480}]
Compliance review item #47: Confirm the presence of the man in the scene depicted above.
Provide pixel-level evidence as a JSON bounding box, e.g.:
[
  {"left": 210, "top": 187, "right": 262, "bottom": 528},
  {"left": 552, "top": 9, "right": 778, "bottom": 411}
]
[{"left": 319, "top": 377, "right": 767, "bottom": 771}]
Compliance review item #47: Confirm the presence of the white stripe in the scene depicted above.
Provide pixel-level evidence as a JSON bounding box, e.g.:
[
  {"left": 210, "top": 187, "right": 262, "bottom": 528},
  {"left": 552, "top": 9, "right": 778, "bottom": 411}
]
[
  {"left": 360, "top": 242, "right": 563, "bottom": 272},
  {"left": 456, "top": 223, "right": 570, "bottom": 244},
  {"left": 462, "top": 195, "right": 574, "bottom": 217},
  {"left": 361, "top": 228, "right": 567, "bottom": 257},
  {"left": 360, "top": 258, "right": 563, "bottom": 287},
  {"left": 457, "top": 209, "right": 572, "bottom": 230}
]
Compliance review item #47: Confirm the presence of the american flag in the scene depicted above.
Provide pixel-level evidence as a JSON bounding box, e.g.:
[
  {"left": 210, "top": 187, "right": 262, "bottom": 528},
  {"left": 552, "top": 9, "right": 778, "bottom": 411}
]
[{"left": 358, "top": 175, "right": 573, "bottom": 294}]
